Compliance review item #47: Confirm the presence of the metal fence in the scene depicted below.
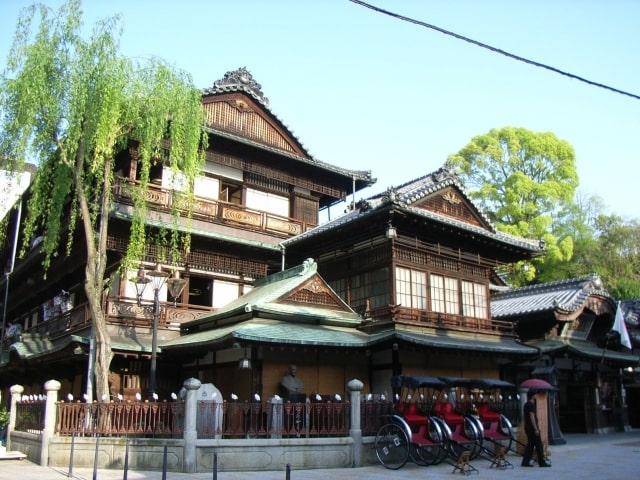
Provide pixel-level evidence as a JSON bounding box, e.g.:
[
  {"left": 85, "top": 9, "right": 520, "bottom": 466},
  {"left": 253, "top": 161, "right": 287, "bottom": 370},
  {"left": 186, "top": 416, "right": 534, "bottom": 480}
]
[
  {"left": 55, "top": 401, "right": 184, "bottom": 437},
  {"left": 27, "top": 397, "right": 513, "bottom": 440},
  {"left": 14, "top": 398, "right": 46, "bottom": 434},
  {"left": 196, "top": 400, "right": 352, "bottom": 439}
]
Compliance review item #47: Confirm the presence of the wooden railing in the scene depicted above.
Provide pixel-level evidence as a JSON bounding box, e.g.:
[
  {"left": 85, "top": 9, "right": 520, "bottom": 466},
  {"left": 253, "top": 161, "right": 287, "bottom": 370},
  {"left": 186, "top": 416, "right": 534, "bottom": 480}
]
[
  {"left": 368, "top": 305, "right": 515, "bottom": 336},
  {"left": 17, "top": 299, "right": 213, "bottom": 341},
  {"left": 113, "top": 177, "right": 316, "bottom": 237},
  {"left": 105, "top": 298, "right": 212, "bottom": 330}
]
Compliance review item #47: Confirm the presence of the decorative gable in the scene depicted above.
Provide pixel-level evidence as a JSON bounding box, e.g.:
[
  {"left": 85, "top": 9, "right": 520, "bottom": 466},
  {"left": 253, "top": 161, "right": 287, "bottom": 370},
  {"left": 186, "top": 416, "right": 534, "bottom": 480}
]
[
  {"left": 202, "top": 68, "right": 309, "bottom": 157},
  {"left": 412, "top": 186, "right": 490, "bottom": 229},
  {"left": 282, "top": 275, "right": 352, "bottom": 312}
]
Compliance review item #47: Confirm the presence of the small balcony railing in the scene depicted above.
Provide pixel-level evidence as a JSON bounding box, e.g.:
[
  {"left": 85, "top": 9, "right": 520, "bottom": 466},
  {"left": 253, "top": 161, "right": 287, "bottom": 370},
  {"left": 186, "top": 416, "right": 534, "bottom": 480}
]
[
  {"left": 13, "top": 299, "right": 212, "bottom": 345},
  {"left": 113, "top": 177, "right": 316, "bottom": 237},
  {"left": 368, "top": 305, "right": 515, "bottom": 336}
]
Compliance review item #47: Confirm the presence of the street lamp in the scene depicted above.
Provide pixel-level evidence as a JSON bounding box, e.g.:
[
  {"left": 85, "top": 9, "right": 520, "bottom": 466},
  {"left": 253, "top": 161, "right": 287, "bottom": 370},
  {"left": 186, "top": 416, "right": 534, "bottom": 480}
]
[
  {"left": 166, "top": 270, "right": 187, "bottom": 307},
  {"left": 130, "top": 263, "right": 186, "bottom": 399}
]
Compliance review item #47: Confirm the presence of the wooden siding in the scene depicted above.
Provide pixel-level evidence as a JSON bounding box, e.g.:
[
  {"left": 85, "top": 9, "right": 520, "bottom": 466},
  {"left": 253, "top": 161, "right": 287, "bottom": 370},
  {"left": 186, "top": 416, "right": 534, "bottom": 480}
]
[
  {"left": 204, "top": 100, "right": 297, "bottom": 154},
  {"left": 414, "top": 187, "right": 486, "bottom": 229}
]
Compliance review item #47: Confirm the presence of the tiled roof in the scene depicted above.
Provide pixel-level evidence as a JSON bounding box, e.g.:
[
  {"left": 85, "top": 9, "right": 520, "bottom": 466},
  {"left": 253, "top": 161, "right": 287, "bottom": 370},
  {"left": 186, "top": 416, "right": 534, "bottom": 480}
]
[
  {"left": 203, "top": 126, "right": 374, "bottom": 185},
  {"left": 395, "top": 329, "right": 546, "bottom": 355},
  {"left": 5, "top": 333, "right": 155, "bottom": 362},
  {"left": 490, "top": 274, "right": 612, "bottom": 319},
  {"left": 161, "top": 319, "right": 386, "bottom": 349},
  {"left": 563, "top": 338, "right": 638, "bottom": 364},
  {"left": 202, "top": 68, "right": 375, "bottom": 186},
  {"left": 620, "top": 299, "right": 640, "bottom": 328},
  {"left": 185, "top": 259, "right": 363, "bottom": 329},
  {"left": 283, "top": 167, "right": 541, "bottom": 252}
]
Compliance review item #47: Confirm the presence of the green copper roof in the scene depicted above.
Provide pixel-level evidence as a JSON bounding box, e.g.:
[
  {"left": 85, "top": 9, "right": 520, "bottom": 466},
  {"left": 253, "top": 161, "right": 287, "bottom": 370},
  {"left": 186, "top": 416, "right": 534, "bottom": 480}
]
[{"left": 162, "top": 318, "right": 388, "bottom": 350}]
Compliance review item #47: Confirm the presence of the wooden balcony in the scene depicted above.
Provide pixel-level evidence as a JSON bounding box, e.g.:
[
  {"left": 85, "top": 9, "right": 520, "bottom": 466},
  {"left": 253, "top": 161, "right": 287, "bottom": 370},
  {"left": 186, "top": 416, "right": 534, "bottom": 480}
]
[
  {"left": 368, "top": 305, "right": 515, "bottom": 336},
  {"left": 113, "top": 177, "right": 316, "bottom": 237},
  {"left": 17, "top": 299, "right": 213, "bottom": 341}
]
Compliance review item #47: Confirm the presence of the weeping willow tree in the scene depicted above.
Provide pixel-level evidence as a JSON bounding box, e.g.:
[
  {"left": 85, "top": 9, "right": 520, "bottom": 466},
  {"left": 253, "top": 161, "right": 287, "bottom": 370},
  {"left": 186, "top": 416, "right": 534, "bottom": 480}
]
[{"left": 0, "top": 0, "right": 207, "bottom": 401}]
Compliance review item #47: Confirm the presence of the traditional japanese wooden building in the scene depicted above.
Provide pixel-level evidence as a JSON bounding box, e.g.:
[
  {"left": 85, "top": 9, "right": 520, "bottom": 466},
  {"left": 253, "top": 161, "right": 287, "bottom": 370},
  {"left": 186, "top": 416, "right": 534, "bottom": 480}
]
[
  {"left": 278, "top": 167, "right": 547, "bottom": 392},
  {"left": 2, "top": 66, "right": 635, "bottom": 443},
  {"left": 491, "top": 275, "right": 639, "bottom": 434},
  {"left": 0, "top": 67, "right": 374, "bottom": 402}
]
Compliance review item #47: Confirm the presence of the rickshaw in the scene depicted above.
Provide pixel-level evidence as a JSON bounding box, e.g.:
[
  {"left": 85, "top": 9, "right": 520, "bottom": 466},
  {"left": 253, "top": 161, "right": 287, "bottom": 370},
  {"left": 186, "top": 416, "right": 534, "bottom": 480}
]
[
  {"left": 432, "top": 377, "right": 483, "bottom": 461},
  {"left": 467, "top": 379, "right": 517, "bottom": 454},
  {"left": 440, "top": 377, "right": 518, "bottom": 466},
  {"left": 373, "top": 375, "right": 450, "bottom": 469}
]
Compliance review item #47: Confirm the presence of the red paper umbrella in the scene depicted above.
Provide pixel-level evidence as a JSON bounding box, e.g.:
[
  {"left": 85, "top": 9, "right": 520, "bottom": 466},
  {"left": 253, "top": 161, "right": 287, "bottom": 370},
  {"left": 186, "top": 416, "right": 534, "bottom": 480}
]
[{"left": 520, "top": 378, "right": 558, "bottom": 391}]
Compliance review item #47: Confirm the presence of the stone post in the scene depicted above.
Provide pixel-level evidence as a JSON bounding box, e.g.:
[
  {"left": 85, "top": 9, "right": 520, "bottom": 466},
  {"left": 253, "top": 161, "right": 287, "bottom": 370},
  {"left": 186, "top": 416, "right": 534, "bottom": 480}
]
[
  {"left": 182, "top": 377, "right": 201, "bottom": 473},
  {"left": 348, "top": 378, "right": 363, "bottom": 467},
  {"left": 41, "top": 379, "right": 61, "bottom": 466},
  {"left": 7, "top": 384, "right": 24, "bottom": 451}
]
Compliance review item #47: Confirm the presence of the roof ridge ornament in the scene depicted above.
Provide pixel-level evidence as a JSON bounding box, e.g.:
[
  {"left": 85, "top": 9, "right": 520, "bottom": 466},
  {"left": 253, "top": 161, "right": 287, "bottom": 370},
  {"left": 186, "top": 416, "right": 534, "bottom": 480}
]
[
  {"left": 434, "top": 161, "right": 459, "bottom": 183},
  {"left": 381, "top": 188, "right": 406, "bottom": 206},
  {"left": 212, "top": 67, "right": 269, "bottom": 106}
]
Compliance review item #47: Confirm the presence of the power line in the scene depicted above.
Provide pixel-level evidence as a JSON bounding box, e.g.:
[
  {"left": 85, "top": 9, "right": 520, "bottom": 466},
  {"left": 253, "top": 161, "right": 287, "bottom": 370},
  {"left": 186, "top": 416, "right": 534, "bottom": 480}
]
[{"left": 348, "top": 0, "right": 640, "bottom": 101}]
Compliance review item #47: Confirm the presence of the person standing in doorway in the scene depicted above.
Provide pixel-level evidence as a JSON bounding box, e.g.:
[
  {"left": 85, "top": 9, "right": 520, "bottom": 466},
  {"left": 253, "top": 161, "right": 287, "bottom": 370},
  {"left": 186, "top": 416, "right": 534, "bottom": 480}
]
[{"left": 522, "top": 389, "right": 551, "bottom": 467}]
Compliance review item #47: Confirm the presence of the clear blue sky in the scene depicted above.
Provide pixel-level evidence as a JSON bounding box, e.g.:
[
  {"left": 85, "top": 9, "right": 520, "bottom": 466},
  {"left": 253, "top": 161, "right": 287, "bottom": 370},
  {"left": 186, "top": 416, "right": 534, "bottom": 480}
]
[{"left": 1, "top": 0, "right": 639, "bottom": 221}]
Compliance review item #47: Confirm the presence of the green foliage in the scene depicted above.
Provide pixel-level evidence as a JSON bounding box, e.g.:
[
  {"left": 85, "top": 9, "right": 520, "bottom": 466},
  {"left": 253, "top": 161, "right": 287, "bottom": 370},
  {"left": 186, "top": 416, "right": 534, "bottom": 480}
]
[
  {"left": 448, "top": 126, "right": 579, "bottom": 285},
  {"left": 0, "top": 405, "right": 9, "bottom": 429},
  {"left": 530, "top": 192, "right": 640, "bottom": 298},
  {"left": 0, "top": 0, "right": 207, "bottom": 273},
  {"left": 591, "top": 215, "right": 640, "bottom": 299},
  {"left": 0, "top": 0, "right": 207, "bottom": 400}
]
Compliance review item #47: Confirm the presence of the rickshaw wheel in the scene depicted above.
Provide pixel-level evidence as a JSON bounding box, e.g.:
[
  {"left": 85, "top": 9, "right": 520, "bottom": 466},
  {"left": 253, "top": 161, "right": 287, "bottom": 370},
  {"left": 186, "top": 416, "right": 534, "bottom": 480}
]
[
  {"left": 374, "top": 422, "right": 410, "bottom": 470},
  {"left": 412, "top": 442, "right": 449, "bottom": 466},
  {"left": 495, "top": 414, "right": 514, "bottom": 452}
]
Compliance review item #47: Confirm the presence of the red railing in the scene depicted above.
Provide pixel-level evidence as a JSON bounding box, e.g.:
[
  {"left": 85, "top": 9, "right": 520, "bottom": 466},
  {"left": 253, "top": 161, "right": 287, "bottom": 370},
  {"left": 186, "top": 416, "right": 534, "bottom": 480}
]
[
  {"left": 34, "top": 398, "right": 391, "bottom": 439},
  {"left": 196, "top": 401, "right": 352, "bottom": 439},
  {"left": 56, "top": 401, "right": 184, "bottom": 437}
]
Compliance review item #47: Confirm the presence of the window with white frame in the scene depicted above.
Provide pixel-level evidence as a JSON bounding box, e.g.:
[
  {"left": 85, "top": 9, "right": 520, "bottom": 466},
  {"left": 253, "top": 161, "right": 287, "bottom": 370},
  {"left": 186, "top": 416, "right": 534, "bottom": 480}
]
[
  {"left": 430, "top": 274, "right": 460, "bottom": 314},
  {"left": 396, "top": 267, "right": 427, "bottom": 309},
  {"left": 461, "top": 281, "right": 487, "bottom": 318},
  {"left": 444, "top": 276, "right": 459, "bottom": 314}
]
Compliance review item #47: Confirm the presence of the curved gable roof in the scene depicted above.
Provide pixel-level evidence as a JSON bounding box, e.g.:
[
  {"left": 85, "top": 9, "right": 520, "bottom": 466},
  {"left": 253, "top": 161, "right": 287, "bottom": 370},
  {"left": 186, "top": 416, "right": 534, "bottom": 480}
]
[
  {"left": 184, "top": 259, "right": 363, "bottom": 330},
  {"left": 491, "top": 273, "right": 615, "bottom": 319},
  {"left": 201, "top": 67, "right": 375, "bottom": 191},
  {"left": 284, "top": 166, "right": 541, "bottom": 255}
]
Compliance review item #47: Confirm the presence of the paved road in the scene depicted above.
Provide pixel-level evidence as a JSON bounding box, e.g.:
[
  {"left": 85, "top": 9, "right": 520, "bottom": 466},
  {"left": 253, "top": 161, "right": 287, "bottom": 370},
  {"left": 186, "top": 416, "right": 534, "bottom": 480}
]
[{"left": 2, "top": 430, "right": 640, "bottom": 479}]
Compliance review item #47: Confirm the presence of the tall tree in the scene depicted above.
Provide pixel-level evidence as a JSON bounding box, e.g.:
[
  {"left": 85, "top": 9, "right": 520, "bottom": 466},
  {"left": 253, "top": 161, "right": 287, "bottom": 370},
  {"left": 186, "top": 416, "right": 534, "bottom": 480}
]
[
  {"left": 0, "top": 1, "right": 207, "bottom": 400},
  {"left": 448, "top": 126, "right": 579, "bottom": 285},
  {"left": 592, "top": 215, "right": 640, "bottom": 299},
  {"left": 535, "top": 191, "right": 603, "bottom": 282}
]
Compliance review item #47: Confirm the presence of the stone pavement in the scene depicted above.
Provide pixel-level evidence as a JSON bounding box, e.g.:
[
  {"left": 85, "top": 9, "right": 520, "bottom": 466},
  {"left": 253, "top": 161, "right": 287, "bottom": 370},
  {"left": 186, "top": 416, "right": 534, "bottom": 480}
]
[{"left": 2, "top": 430, "right": 640, "bottom": 479}]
